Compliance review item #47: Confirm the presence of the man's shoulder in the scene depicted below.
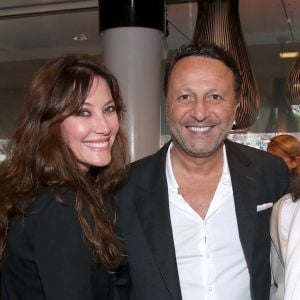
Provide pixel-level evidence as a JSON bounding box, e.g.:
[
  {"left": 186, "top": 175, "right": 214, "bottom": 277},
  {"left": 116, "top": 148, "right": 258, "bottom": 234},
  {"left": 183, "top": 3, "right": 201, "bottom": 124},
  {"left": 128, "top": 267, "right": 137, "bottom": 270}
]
[
  {"left": 226, "top": 140, "right": 291, "bottom": 189},
  {"left": 225, "top": 139, "right": 285, "bottom": 163},
  {"left": 129, "top": 143, "right": 169, "bottom": 175},
  {"left": 117, "top": 143, "right": 169, "bottom": 195}
]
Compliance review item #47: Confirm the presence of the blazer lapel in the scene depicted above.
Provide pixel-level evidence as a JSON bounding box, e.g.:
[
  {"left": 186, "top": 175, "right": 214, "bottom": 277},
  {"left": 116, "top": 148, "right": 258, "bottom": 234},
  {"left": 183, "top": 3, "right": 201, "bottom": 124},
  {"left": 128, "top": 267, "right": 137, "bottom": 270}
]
[
  {"left": 134, "top": 144, "right": 182, "bottom": 300},
  {"left": 226, "top": 141, "right": 260, "bottom": 274}
]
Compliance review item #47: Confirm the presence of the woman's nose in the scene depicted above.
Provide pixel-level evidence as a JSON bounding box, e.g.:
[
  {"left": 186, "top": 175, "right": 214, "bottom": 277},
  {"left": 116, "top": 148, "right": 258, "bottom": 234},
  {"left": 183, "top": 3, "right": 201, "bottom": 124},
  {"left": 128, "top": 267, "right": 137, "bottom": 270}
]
[{"left": 93, "top": 114, "right": 111, "bottom": 135}]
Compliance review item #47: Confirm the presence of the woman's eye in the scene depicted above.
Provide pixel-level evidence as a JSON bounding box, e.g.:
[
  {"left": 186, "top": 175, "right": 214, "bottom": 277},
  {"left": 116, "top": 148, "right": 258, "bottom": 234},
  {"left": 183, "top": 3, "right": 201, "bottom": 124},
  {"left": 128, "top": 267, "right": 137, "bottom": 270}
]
[
  {"left": 76, "top": 109, "right": 90, "bottom": 117},
  {"left": 104, "top": 105, "right": 116, "bottom": 113}
]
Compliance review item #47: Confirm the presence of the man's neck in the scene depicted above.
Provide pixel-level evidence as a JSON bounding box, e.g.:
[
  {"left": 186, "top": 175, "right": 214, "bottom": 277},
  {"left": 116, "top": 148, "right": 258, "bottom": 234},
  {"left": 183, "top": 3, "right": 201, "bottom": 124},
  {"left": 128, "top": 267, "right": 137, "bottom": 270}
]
[
  {"left": 170, "top": 144, "right": 224, "bottom": 218},
  {"left": 170, "top": 144, "right": 224, "bottom": 176}
]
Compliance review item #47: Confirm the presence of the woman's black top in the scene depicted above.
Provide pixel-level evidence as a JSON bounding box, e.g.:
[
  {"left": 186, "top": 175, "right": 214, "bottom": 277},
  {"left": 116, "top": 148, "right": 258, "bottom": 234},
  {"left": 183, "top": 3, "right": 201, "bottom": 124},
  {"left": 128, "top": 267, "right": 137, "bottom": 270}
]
[{"left": 1, "top": 187, "right": 113, "bottom": 299}]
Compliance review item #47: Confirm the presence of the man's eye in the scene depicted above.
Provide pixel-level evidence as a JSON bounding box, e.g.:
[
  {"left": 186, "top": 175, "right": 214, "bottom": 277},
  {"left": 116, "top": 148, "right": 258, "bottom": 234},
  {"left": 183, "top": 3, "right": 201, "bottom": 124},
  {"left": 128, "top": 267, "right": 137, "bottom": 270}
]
[
  {"left": 104, "top": 105, "right": 116, "bottom": 113},
  {"left": 210, "top": 94, "right": 223, "bottom": 101},
  {"left": 178, "top": 94, "right": 191, "bottom": 101}
]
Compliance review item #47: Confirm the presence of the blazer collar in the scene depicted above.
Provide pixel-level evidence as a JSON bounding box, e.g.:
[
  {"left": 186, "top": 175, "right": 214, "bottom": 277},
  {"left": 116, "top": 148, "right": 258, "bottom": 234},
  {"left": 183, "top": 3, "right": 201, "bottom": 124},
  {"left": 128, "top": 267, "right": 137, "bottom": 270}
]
[
  {"left": 134, "top": 142, "right": 182, "bottom": 299},
  {"left": 225, "top": 140, "right": 260, "bottom": 274}
]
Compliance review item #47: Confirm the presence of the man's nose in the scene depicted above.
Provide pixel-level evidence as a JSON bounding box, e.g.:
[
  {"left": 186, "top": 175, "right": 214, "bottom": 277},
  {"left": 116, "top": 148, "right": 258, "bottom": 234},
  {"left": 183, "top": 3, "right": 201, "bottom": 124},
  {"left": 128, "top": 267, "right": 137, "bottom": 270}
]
[{"left": 190, "top": 99, "right": 208, "bottom": 121}]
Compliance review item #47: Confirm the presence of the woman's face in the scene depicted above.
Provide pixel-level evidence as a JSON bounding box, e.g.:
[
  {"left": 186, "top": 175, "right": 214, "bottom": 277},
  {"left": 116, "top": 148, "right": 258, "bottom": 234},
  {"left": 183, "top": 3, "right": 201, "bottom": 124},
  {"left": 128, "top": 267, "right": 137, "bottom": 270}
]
[{"left": 61, "top": 76, "right": 119, "bottom": 172}]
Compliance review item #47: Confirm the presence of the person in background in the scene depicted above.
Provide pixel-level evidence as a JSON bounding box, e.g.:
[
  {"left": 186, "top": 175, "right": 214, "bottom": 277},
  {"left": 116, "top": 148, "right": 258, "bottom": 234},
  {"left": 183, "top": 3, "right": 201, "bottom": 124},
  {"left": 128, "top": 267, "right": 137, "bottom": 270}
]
[
  {"left": 0, "top": 54, "right": 129, "bottom": 299},
  {"left": 270, "top": 137, "right": 300, "bottom": 299},
  {"left": 267, "top": 134, "right": 300, "bottom": 178},
  {"left": 115, "top": 42, "right": 291, "bottom": 300}
]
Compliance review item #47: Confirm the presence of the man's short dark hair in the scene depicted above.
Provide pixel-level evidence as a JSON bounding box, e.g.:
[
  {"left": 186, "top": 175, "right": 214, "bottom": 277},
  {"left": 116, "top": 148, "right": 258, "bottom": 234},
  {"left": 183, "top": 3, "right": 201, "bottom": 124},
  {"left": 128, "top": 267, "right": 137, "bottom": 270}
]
[{"left": 163, "top": 41, "right": 242, "bottom": 100}]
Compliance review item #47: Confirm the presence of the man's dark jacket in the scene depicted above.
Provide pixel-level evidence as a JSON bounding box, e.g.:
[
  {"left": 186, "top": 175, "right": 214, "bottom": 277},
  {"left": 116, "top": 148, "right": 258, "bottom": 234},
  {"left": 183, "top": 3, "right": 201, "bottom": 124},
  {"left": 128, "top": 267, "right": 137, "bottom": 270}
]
[{"left": 115, "top": 140, "right": 291, "bottom": 300}]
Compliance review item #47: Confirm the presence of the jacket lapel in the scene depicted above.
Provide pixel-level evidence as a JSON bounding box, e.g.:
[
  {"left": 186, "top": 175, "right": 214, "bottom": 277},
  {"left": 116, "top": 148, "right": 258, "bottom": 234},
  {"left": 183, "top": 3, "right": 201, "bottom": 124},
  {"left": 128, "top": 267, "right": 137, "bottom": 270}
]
[
  {"left": 226, "top": 140, "right": 260, "bottom": 274},
  {"left": 134, "top": 143, "right": 182, "bottom": 300}
]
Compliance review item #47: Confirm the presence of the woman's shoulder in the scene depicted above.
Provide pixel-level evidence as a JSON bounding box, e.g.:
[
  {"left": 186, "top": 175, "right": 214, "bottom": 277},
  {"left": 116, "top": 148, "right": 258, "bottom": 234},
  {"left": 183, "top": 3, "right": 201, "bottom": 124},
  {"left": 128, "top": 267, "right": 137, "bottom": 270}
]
[
  {"left": 273, "top": 193, "right": 294, "bottom": 210},
  {"left": 27, "top": 186, "right": 76, "bottom": 214},
  {"left": 12, "top": 186, "right": 79, "bottom": 236},
  {"left": 273, "top": 193, "right": 300, "bottom": 240},
  {"left": 6, "top": 187, "right": 79, "bottom": 254},
  {"left": 273, "top": 193, "right": 298, "bottom": 225},
  {"left": 10, "top": 186, "right": 83, "bottom": 248}
]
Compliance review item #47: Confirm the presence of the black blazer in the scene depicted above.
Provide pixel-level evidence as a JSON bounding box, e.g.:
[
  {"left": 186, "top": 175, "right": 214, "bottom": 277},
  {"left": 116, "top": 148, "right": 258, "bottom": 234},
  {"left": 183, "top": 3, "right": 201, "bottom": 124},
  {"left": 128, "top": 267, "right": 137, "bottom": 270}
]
[
  {"left": 115, "top": 140, "right": 291, "bottom": 300},
  {"left": 1, "top": 187, "right": 114, "bottom": 300}
]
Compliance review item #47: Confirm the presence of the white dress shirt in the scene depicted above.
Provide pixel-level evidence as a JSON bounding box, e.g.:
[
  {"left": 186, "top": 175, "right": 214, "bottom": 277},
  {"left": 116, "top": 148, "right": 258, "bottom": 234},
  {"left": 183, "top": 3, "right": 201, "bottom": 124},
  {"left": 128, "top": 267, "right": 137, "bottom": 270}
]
[{"left": 166, "top": 143, "right": 251, "bottom": 300}]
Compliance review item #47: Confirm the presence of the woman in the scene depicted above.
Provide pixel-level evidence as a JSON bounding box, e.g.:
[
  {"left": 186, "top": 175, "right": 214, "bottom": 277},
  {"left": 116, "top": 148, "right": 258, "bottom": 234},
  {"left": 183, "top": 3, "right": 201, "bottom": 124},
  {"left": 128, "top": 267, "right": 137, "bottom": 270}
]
[
  {"left": 267, "top": 134, "right": 300, "bottom": 178},
  {"left": 0, "top": 54, "right": 129, "bottom": 299},
  {"left": 270, "top": 166, "right": 300, "bottom": 299}
]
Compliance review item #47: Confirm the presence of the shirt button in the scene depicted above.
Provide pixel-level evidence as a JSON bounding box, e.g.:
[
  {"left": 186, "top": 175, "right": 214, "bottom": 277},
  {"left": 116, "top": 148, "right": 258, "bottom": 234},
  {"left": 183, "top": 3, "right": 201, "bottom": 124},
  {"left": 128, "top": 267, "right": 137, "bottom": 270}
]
[
  {"left": 206, "top": 254, "right": 210, "bottom": 258},
  {"left": 208, "top": 286, "right": 213, "bottom": 292}
]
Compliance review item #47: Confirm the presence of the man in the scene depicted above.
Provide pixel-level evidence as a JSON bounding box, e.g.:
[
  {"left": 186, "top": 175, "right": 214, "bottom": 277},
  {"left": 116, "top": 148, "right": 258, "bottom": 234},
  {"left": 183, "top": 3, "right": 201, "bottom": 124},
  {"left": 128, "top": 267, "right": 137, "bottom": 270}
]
[{"left": 115, "top": 42, "right": 290, "bottom": 300}]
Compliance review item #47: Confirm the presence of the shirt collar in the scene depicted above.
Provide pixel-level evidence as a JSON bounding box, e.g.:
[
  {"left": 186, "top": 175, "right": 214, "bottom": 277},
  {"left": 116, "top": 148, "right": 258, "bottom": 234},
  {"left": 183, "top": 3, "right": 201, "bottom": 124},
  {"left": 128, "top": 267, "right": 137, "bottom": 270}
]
[{"left": 166, "top": 142, "right": 178, "bottom": 193}]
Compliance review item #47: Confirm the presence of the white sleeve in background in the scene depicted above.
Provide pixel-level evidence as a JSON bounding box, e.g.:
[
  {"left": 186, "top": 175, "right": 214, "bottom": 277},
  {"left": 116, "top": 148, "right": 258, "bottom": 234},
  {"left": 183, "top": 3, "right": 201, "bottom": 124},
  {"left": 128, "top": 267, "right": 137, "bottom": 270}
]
[{"left": 284, "top": 202, "right": 300, "bottom": 300}]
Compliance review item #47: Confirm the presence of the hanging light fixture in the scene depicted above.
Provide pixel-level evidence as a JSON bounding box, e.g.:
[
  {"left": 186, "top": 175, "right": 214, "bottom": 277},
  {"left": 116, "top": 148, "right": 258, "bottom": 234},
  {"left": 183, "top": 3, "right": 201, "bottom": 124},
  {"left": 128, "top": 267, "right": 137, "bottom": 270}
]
[
  {"left": 287, "top": 56, "right": 300, "bottom": 113},
  {"left": 193, "top": 0, "right": 261, "bottom": 130}
]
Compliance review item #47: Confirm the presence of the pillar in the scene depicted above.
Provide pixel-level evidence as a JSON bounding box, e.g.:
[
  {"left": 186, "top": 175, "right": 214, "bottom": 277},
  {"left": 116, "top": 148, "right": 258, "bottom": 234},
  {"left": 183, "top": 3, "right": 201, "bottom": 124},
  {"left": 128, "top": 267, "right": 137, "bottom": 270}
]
[{"left": 99, "top": 0, "right": 166, "bottom": 161}]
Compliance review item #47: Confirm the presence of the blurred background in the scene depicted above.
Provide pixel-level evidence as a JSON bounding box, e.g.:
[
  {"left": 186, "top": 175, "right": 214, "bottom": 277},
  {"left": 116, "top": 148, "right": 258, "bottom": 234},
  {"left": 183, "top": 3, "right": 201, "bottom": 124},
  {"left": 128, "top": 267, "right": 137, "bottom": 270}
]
[{"left": 0, "top": 0, "right": 299, "bottom": 150}]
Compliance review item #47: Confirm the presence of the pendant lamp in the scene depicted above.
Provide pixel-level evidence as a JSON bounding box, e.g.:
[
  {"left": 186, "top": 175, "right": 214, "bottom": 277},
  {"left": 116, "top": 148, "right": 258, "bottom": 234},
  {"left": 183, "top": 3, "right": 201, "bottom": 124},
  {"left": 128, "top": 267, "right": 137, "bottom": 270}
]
[
  {"left": 193, "top": 0, "right": 261, "bottom": 130},
  {"left": 287, "top": 56, "right": 300, "bottom": 113}
]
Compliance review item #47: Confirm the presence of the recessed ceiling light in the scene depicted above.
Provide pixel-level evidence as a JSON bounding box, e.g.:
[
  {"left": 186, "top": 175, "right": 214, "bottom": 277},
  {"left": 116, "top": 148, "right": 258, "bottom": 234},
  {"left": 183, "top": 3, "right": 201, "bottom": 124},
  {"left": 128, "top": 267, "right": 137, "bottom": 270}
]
[
  {"left": 279, "top": 51, "right": 299, "bottom": 58},
  {"left": 73, "top": 33, "right": 88, "bottom": 41}
]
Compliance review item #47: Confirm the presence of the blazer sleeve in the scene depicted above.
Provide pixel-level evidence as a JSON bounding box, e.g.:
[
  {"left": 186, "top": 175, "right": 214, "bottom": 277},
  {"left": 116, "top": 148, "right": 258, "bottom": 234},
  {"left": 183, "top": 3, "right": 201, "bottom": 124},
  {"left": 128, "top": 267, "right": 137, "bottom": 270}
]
[
  {"left": 32, "top": 195, "right": 100, "bottom": 300},
  {"left": 284, "top": 202, "right": 300, "bottom": 300}
]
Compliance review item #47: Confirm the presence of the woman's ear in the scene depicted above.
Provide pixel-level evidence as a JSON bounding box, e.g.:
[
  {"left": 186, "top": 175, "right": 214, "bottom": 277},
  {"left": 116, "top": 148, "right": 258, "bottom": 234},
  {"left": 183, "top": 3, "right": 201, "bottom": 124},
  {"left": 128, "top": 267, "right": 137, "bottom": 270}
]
[{"left": 290, "top": 156, "right": 300, "bottom": 170}]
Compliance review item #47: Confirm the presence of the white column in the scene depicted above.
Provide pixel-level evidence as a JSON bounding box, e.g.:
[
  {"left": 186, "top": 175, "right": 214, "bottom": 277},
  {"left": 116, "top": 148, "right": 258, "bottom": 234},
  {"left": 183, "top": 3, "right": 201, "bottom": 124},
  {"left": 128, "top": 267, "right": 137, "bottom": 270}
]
[{"left": 102, "top": 27, "right": 162, "bottom": 161}]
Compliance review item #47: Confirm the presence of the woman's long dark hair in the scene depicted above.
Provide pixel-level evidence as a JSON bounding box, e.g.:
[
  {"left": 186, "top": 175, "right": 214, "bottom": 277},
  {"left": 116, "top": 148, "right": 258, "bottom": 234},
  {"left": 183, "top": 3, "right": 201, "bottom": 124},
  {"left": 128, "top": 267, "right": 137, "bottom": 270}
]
[{"left": 0, "top": 54, "right": 129, "bottom": 270}]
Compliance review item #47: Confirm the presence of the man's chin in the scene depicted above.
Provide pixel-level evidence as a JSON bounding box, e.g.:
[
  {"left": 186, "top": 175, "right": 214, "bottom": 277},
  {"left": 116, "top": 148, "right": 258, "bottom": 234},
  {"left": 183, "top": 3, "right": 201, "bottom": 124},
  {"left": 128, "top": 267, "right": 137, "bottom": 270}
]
[{"left": 172, "top": 137, "right": 225, "bottom": 158}]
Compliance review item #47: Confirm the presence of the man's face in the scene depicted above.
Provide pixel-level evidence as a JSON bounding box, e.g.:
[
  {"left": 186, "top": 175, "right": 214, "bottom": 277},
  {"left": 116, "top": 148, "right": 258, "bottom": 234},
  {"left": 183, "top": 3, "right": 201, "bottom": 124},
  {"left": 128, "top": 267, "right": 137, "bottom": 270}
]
[{"left": 166, "top": 56, "right": 239, "bottom": 158}]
